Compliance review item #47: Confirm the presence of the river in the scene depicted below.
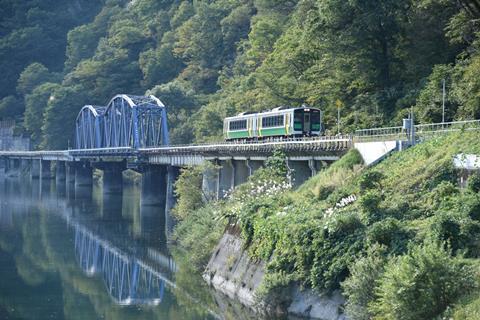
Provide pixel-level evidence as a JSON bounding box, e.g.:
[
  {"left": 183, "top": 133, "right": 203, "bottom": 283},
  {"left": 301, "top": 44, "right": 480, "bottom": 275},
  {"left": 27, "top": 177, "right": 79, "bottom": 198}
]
[{"left": 0, "top": 177, "right": 277, "bottom": 320}]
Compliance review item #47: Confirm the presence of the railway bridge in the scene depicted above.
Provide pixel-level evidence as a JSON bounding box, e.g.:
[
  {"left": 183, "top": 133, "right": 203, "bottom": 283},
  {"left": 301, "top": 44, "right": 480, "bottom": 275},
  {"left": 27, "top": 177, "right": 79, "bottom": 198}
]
[{"left": 1, "top": 93, "right": 479, "bottom": 234}]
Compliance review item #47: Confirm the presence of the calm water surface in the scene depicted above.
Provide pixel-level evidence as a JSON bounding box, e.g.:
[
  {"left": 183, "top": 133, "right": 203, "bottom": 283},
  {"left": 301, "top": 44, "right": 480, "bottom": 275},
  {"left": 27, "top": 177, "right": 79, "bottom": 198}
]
[{"left": 0, "top": 177, "right": 265, "bottom": 320}]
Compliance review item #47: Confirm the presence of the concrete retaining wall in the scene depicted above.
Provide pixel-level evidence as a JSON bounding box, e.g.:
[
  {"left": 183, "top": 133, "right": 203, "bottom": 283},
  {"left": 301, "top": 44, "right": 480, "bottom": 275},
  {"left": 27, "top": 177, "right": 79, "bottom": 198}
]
[{"left": 204, "top": 230, "right": 347, "bottom": 320}]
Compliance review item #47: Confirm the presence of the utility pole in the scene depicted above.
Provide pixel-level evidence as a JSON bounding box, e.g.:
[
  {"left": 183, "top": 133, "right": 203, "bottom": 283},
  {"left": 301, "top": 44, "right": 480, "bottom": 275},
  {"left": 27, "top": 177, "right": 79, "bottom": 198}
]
[
  {"left": 442, "top": 78, "right": 446, "bottom": 124},
  {"left": 336, "top": 99, "right": 342, "bottom": 135}
]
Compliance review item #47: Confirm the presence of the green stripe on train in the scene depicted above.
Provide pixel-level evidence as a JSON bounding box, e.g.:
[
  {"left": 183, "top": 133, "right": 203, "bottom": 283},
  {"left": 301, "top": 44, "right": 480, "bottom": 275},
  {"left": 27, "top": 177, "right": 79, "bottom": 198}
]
[
  {"left": 260, "top": 127, "right": 287, "bottom": 136},
  {"left": 228, "top": 130, "right": 250, "bottom": 139}
]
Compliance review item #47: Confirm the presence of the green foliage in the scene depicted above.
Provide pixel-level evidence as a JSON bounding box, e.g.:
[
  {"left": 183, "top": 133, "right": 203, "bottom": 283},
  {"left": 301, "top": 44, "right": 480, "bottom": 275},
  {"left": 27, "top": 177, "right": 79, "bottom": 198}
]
[
  {"left": 359, "top": 171, "right": 384, "bottom": 192},
  {"left": 342, "top": 245, "right": 387, "bottom": 320},
  {"left": 371, "top": 242, "right": 478, "bottom": 320},
  {"left": 173, "top": 132, "right": 480, "bottom": 314},
  {"left": 16, "top": 63, "right": 58, "bottom": 96},
  {"left": 172, "top": 203, "right": 227, "bottom": 269},
  {"left": 366, "top": 218, "right": 411, "bottom": 254},
  {"left": 468, "top": 172, "right": 480, "bottom": 193},
  {"left": 359, "top": 191, "right": 383, "bottom": 224},
  {"left": 172, "top": 165, "right": 206, "bottom": 221},
  {"left": 0, "top": 95, "right": 22, "bottom": 120},
  {"left": 0, "top": 0, "right": 102, "bottom": 108},
  {"left": 41, "top": 85, "right": 89, "bottom": 149},
  {"left": 264, "top": 149, "right": 288, "bottom": 177},
  {"left": 3, "top": 0, "right": 479, "bottom": 144},
  {"left": 24, "top": 82, "right": 60, "bottom": 147}
]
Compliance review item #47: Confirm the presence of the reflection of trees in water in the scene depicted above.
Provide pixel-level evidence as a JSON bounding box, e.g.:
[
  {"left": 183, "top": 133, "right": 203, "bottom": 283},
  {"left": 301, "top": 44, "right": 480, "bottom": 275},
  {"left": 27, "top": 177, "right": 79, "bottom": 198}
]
[{"left": 0, "top": 180, "right": 225, "bottom": 320}]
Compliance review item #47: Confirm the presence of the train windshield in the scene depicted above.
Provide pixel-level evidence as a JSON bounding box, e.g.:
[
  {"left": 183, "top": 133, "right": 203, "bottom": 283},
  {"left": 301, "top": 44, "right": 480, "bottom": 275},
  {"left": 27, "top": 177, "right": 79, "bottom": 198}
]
[
  {"left": 311, "top": 110, "right": 321, "bottom": 131},
  {"left": 294, "top": 110, "right": 303, "bottom": 130}
]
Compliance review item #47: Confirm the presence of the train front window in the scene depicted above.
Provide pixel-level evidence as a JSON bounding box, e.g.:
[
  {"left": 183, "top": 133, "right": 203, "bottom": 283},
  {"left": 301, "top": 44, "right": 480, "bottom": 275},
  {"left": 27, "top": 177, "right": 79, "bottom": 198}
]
[
  {"left": 311, "top": 111, "right": 321, "bottom": 131},
  {"left": 294, "top": 110, "right": 303, "bottom": 130}
]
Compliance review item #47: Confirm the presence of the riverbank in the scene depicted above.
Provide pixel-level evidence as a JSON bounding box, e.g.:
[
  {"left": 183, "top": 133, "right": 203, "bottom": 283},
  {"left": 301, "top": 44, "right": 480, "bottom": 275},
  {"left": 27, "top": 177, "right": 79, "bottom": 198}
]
[{"left": 172, "top": 131, "right": 480, "bottom": 319}]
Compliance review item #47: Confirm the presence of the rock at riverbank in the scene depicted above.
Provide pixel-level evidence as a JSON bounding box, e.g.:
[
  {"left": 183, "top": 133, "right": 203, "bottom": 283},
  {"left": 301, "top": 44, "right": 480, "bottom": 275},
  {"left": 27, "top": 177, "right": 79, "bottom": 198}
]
[{"left": 203, "top": 230, "right": 347, "bottom": 320}]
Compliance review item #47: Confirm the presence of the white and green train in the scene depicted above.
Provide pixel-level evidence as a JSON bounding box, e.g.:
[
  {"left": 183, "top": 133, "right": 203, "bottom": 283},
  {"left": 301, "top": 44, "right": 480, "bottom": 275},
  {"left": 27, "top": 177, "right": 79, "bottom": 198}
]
[{"left": 223, "top": 106, "right": 322, "bottom": 141}]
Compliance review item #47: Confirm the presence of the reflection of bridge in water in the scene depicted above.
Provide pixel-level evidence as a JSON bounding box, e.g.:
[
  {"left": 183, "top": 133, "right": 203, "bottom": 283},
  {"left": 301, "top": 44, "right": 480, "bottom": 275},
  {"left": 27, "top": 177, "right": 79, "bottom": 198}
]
[
  {"left": 73, "top": 223, "right": 175, "bottom": 305},
  {"left": 0, "top": 180, "right": 177, "bottom": 306}
]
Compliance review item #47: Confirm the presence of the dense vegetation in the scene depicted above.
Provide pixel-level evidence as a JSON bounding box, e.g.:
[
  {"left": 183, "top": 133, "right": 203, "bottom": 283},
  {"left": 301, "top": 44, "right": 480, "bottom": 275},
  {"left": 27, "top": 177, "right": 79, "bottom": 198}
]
[
  {"left": 173, "top": 131, "right": 480, "bottom": 319},
  {"left": 1, "top": 0, "right": 480, "bottom": 148}
]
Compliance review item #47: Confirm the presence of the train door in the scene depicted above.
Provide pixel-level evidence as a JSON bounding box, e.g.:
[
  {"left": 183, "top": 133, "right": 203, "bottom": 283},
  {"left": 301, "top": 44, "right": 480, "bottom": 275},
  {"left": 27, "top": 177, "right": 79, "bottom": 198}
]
[{"left": 304, "top": 112, "right": 311, "bottom": 134}]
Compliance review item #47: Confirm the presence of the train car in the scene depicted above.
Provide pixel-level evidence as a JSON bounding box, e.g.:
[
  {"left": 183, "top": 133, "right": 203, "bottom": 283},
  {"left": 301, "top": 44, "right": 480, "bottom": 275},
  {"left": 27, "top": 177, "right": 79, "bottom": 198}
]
[{"left": 223, "top": 106, "right": 322, "bottom": 141}]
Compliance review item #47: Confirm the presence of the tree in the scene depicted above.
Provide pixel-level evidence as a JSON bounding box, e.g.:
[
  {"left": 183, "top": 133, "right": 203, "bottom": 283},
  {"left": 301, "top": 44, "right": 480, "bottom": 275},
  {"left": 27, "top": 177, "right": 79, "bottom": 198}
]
[
  {"left": 0, "top": 95, "right": 22, "bottom": 120},
  {"left": 173, "top": 166, "right": 205, "bottom": 221},
  {"left": 24, "top": 82, "right": 60, "bottom": 147},
  {"left": 41, "top": 85, "right": 89, "bottom": 149},
  {"left": 17, "top": 63, "right": 58, "bottom": 95}
]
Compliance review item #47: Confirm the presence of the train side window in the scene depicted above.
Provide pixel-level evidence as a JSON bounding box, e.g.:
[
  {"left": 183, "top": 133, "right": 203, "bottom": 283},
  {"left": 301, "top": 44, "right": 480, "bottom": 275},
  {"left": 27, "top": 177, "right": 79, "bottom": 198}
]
[
  {"left": 262, "top": 115, "right": 284, "bottom": 127},
  {"left": 229, "top": 120, "right": 247, "bottom": 130}
]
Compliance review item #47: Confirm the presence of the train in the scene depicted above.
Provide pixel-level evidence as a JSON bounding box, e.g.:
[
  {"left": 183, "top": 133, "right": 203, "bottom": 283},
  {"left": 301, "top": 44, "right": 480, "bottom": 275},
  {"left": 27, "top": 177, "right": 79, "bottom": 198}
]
[{"left": 223, "top": 106, "right": 322, "bottom": 141}]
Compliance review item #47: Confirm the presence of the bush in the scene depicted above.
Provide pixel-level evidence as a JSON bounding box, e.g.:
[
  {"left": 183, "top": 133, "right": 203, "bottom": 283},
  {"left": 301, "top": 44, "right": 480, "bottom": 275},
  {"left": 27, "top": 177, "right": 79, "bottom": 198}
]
[
  {"left": 264, "top": 149, "right": 288, "bottom": 177},
  {"left": 366, "top": 218, "right": 411, "bottom": 254},
  {"left": 359, "top": 170, "right": 384, "bottom": 192},
  {"left": 342, "top": 245, "right": 387, "bottom": 320},
  {"left": 460, "top": 193, "right": 480, "bottom": 220},
  {"left": 359, "top": 191, "right": 383, "bottom": 224},
  {"left": 427, "top": 181, "right": 459, "bottom": 209},
  {"left": 429, "top": 211, "right": 480, "bottom": 257},
  {"left": 310, "top": 212, "right": 365, "bottom": 291},
  {"left": 371, "top": 242, "right": 477, "bottom": 320},
  {"left": 468, "top": 172, "right": 480, "bottom": 193},
  {"left": 172, "top": 204, "right": 226, "bottom": 269}
]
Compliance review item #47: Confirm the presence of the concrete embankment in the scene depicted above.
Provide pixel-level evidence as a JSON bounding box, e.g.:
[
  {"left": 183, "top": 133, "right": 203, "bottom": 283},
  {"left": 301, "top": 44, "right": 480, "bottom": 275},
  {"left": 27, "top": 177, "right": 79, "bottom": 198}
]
[{"left": 203, "top": 229, "right": 347, "bottom": 320}]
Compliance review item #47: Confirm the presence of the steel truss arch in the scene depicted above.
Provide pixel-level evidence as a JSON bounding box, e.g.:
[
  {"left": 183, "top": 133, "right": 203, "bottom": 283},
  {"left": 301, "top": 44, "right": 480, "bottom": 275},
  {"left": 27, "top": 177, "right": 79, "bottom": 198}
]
[
  {"left": 75, "top": 94, "right": 169, "bottom": 149},
  {"left": 75, "top": 105, "right": 106, "bottom": 149}
]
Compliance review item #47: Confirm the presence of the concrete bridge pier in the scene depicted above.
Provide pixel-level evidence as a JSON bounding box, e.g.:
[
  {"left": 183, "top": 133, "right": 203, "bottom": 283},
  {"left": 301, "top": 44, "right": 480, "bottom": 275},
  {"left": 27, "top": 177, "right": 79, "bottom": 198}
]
[
  {"left": 140, "top": 165, "right": 167, "bottom": 206},
  {"left": 75, "top": 162, "right": 93, "bottom": 187},
  {"left": 20, "top": 159, "right": 30, "bottom": 177},
  {"left": 66, "top": 163, "right": 76, "bottom": 184},
  {"left": 55, "top": 161, "right": 66, "bottom": 184},
  {"left": 287, "top": 159, "right": 315, "bottom": 188},
  {"left": 6, "top": 158, "right": 20, "bottom": 177},
  {"left": 40, "top": 160, "right": 53, "bottom": 180},
  {"left": 202, "top": 163, "right": 220, "bottom": 201},
  {"left": 246, "top": 159, "right": 263, "bottom": 176},
  {"left": 233, "top": 159, "right": 249, "bottom": 187},
  {"left": 100, "top": 162, "right": 125, "bottom": 194},
  {"left": 218, "top": 159, "right": 234, "bottom": 198},
  {"left": 30, "top": 159, "right": 40, "bottom": 179},
  {"left": 165, "top": 166, "right": 180, "bottom": 236},
  {"left": 0, "top": 158, "right": 5, "bottom": 177},
  {"left": 100, "top": 192, "right": 123, "bottom": 220},
  {"left": 139, "top": 203, "right": 166, "bottom": 245}
]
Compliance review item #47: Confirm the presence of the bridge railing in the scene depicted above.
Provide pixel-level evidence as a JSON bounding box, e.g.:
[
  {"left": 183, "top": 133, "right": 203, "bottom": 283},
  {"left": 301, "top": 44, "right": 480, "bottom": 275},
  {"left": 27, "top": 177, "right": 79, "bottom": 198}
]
[
  {"left": 138, "top": 136, "right": 352, "bottom": 154},
  {"left": 415, "top": 119, "right": 480, "bottom": 137},
  {"left": 69, "top": 146, "right": 135, "bottom": 156},
  {"left": 354, "top": 126, "right": 406, "bottom": 142},
  {"left": 354, "top": 119, "right": 480, "bottom": 142},
  {"left": 0, "top": 150, "right": 69, "bottom": 159}
]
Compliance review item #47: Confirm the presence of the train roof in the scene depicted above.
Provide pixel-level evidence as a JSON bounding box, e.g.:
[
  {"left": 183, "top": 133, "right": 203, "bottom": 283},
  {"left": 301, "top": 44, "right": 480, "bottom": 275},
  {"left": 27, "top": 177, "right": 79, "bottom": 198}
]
[{"left": 225, "top": 106, "right": 321, "bottom": 120}]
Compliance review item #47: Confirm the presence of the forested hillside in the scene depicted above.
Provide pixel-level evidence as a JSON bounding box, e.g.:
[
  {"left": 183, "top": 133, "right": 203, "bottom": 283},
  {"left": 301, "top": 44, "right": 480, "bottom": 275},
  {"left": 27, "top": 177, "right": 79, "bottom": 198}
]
[{"left": 1, "top": 0, "right": 480, "bottom": 148}]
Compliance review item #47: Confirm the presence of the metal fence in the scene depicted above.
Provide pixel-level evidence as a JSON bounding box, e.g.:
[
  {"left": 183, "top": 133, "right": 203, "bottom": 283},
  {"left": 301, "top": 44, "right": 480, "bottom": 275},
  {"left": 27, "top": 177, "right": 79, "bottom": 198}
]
[{"left": 354, "top": 119, "right": 480, "bottom": 142}]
